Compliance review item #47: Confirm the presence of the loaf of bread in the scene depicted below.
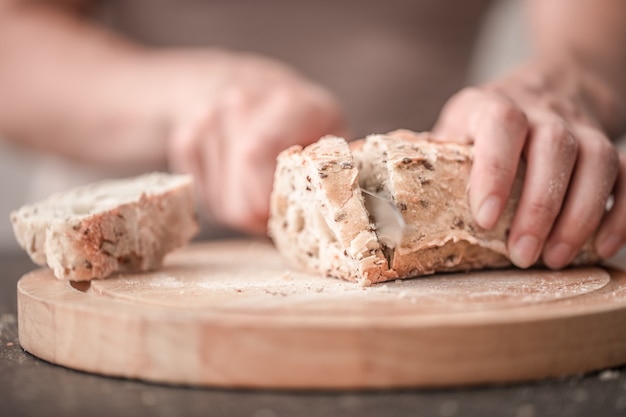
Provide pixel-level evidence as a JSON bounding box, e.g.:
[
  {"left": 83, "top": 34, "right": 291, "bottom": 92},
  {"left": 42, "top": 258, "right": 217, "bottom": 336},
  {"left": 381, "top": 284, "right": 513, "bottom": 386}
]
[
  {"left": 11, "top": 172, "right": 199, "bottom": 281},
  {"left": 268, "top": 130, "right": 598, "bottom": 285}
]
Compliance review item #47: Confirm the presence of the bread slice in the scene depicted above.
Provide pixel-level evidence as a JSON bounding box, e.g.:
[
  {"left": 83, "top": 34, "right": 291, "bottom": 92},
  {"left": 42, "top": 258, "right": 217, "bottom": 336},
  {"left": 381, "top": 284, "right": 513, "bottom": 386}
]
[
  {"left": 269, "top": 130, "right": 599, "bottom": 284},
  {"left": 11, "top": 172, "right": 199, "bottom": 281},
  {"left": 268, "top": 136, "right": 396, "bottom": 285}
]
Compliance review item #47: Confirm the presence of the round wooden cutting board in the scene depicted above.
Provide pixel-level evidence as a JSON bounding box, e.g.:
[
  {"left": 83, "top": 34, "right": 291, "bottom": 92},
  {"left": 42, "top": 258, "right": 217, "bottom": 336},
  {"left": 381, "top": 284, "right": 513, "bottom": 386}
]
[{"left": 17, "top": 240, "right": 626, "bottom": 389}]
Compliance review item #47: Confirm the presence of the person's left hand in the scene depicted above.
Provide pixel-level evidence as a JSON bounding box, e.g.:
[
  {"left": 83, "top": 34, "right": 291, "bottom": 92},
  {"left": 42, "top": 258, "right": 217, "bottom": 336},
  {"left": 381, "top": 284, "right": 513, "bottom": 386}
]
[{"left": 433, "top": 60, "right": 626, "bottom": 269}]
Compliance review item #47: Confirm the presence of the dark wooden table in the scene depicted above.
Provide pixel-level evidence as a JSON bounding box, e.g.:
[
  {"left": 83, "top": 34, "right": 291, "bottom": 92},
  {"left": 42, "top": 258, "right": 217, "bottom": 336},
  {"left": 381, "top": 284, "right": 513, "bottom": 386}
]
[{"left": 2, "top": 249, "right": 626, "bottom": 417}]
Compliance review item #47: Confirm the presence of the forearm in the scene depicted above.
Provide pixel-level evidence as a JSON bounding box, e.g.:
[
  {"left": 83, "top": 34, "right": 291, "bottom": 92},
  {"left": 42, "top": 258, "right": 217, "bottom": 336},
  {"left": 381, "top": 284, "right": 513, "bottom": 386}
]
[
  {"left": 526, "top": 0, "right": 626, "bottom": 137},
  {"left": 0, "top": 2, "right": 171, "bottom": 168}
]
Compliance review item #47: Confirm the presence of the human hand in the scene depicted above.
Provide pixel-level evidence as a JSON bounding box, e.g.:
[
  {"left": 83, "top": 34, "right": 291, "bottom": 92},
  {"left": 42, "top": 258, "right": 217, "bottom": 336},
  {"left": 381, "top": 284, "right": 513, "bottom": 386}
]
[
  {"left": 433, "top": 60, "right": 626, "bottom": 269},
  {"left": 161, "top": 51, "right": 346, "bottom": 234}
]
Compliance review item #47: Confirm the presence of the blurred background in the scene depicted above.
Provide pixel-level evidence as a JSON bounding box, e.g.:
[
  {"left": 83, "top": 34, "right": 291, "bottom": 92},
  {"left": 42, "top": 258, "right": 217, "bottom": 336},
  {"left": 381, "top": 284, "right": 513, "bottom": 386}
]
[
  {"left": 1, "top": 0, "right": 621, "bottom": 251},
  {"left": 0, "top": 0, "right": 530, "bottom": 250}
]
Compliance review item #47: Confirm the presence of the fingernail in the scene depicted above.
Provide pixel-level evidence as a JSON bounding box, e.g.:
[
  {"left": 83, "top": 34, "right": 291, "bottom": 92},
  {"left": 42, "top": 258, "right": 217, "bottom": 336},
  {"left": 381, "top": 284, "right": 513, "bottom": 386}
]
[
  {"left": 510, "top": 235, "right": 540, "bottom": 269},
  {"left": 545, "top": 242, "right": 573, "bottom": 269},
  {"left": 596, "top": 234, "right": 622, "bottom": 258},
  {"left": 476, "top": 196, "right": 501, "bottom": 229}
]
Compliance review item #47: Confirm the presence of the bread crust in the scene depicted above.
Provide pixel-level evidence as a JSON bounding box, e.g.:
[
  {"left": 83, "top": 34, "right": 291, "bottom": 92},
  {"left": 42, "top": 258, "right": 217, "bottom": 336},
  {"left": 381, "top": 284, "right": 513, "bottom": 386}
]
[
  {"left": 268, "top": 136, "right": 395, "bottom": 284},
  {"left": 11, "top": 173, "right": 199, "bottom": 281},
  {"left": 370, "top": 131, "right": 517, "bottom": 276}
]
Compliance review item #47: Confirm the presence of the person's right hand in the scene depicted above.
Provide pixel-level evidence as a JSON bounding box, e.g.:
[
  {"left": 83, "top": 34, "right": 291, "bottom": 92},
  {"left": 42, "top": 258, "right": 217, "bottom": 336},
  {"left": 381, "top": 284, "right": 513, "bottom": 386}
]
[{"left": 158, "top": 50, "right": 347, "bottom": 234}]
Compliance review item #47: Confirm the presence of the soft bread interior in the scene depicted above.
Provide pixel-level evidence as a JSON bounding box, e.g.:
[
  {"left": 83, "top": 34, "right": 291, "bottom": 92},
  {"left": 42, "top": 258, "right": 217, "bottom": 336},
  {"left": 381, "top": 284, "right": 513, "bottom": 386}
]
[
  {"left": 269, "top": 137, "right": 394, "bottom": 284},
  {"left": 351, "top": 137, "right": 398, "bottom": 267},
  {"left": 269, "top": 141, "right": 363, "bottom": 281},
  {"left": 15, "top": 173, "right": 192, "bottom": 222}
]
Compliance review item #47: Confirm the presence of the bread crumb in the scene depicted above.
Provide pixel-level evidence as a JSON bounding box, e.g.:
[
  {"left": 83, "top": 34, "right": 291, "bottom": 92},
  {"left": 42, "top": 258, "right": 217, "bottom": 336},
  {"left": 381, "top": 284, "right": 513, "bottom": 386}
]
[
  {"left": 357, "top": 278, "right": 372, "bottom": 287},
  {"left": 6, "top": 342, "right": 14, "bottom": 347}
]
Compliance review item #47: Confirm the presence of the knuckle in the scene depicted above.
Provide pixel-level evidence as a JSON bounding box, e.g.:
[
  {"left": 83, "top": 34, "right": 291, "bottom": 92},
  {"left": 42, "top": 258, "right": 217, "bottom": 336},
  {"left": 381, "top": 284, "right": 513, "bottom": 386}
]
[
  {"left": 457, "top": 86, "right": 484, "bottom": 100},
  {"left": 444, "top": 86, "right": 486, "bottom": 109},
  {"left": 609, "top": 154, "right": 620, "bottom": 181},
  {"left": 271, "top": 85, "right": 297, "bottom": 104},
  {"left": 544, "top": 121, "right": 578, "bottom": 154},
  {"left": 590, "top": 137, "right": 619, "bottom": 178},
  {"left": 620, "top": 151, "right": 626, "bottom": 168},
  {"left": 576, "top": 125, "right": 619, "bottom": 175},
  {"left": 548, "top": 225, "right": 590, "bottom": 253},
  {"left": 610, "top": 219, "right": 626, "bottom": 239},
  {"left": 484, "top": 99, "right": 528, "bottom": 128},
  {"left": 605, "top": 146, "right": 620, "bottom": 174},
  {"left": 525, "top": 198, "right": 560, "bottom": 225},
  {"left": 584, "top": 131, "right": 615, "bottom": 159},
  {"left": 169, "top": 133, "right": 196, "bottom": 163},
  {"left": 538, "top": 95, "right": 575, "bottom": 118},
  {"left": 223, "top": 88, "right": 257, "bottom": 112},
  {"left": 560, "top": 217, "right": 598, "bottom": 247},
  {"left": 483, "top": 159, "right": 516, "bottom": 182},
  {"left": 591, "top": 136, "right": 611, "bottom": 156},
  {"left": 548, "top": 206, "right": 605, "bottom": 251}
]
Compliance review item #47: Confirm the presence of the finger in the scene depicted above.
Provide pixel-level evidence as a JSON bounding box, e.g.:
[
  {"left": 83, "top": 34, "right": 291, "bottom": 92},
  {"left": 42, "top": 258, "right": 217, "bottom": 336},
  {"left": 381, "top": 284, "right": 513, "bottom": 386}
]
[
  {"left": 169, "top": 112, "right": 206, "bottom": 209},
  {"left": 432, "top": 87, "right": 482, "bottom": 144},
  {"left": 217, "top": 89, "right": 297, "bottom": 233},
  {"left": 232, "top": 87, "right": 344, "bottom": 232},
  {"left": 200, "top": 110, "right": 266, "bottom": 234},
  {"left": 542, "top": 126, "right": 619, "bottom": 268},
  {"left": 595, "top": 151, "right": 626, "bottom": 258},
  {"left": 434, "top": 88, "right": 530, "bottom": 229},
  {"left": 227, "top": 93, "right": 291, "bottom": 231},
  {"left": 201, "top": 112, "right": 225, "bottom": 213},
  {"left": 168, "top": 113, "right": 203, "bottom": 177},
  {"left": 507, "top": 120, "right": 577, "bottom": 268},
  {"left": 469, "top": 96, "right": 529, "bottom": 230}
]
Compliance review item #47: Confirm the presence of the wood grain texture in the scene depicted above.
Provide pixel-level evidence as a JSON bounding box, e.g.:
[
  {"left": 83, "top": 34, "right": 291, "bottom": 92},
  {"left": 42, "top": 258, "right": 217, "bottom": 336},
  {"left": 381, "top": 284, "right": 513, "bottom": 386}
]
[{"left": 17, "top": 239, "right": 626, "bottom": 389}]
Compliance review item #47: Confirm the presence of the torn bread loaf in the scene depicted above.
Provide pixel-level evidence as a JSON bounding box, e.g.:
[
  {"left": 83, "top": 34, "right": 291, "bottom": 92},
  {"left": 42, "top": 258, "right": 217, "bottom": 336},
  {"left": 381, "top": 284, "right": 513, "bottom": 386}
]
[
  {"left": 11, "top": 172, "right": 199, "bottom": 281},
  {"left": 268, "top": 136, "right": 396, "bottom": 285},
  {"left": 268, "top": 130, "right": 598, "bottom": 284}
]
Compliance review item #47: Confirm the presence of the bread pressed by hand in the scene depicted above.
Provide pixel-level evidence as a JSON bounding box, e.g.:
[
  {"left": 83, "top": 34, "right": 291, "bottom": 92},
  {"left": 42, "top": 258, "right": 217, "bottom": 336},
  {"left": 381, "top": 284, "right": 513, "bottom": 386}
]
[
  {"left": 11, "top": 172, "right": 199, "bottom": 281},
  {"left": 268, "top": 130, "right": 598, "bottom": 284}
]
